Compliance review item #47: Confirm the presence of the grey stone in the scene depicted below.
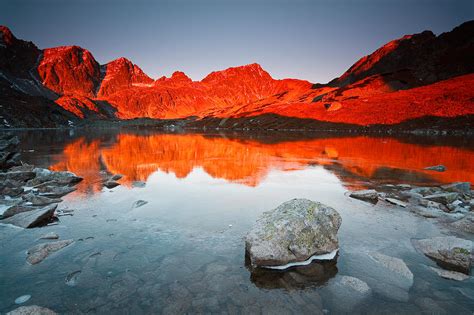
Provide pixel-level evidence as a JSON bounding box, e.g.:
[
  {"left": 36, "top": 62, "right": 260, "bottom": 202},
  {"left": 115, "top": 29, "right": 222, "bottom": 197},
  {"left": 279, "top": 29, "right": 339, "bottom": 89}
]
[
  {"left": 245, "top": 198, "right": 341, "bottom": 267},
  {"left": 429, "top": 266, "right": 469, "bottom": 281},
  {"left": 37, "top": 186, "right": 76, "bottom": 198},
  {"left": 27, "top": 239, "right": 74, "bottom": 264},
  {"left": 441, "top": 182, "right": 471, "bottom": 194},
  {"left": 424, "top": 192, "right": 459, "bottom": 205},
  {"left": 328, "top": 275, "right": 371, "bottom": 312},
  {"left": 409, "top": 206, "right": 444, "bottom": 218},
  {"left": 40, "top": 232, "right": 59, "bottom": 240},
  {"left": 410, "top": 186, "right": 435, "bottom": 196},
  {"left": 349, "top": 189, "right": 378, "bottom": 203},
  {"left": 450, "top": 213, "right": 474, "bottom": 234},
  {"left": 0, "top": 171, "right": 36, "bottom": 183},
  {"left": 6, "top": 305, "right": 57, "bottom": 315},
  {"left": 424, "top": 165, "right": 446, "bottom": 172},
  {"left": 1, "top": 204, "right": 57, "bottom": 228},
  {"left": 2, "top": 205, "right": 39, "bottom": 219},
  {"left": 132, "top": 200, "right": 148, "bottom": 208},
  {"left": 111, "top": 174, "right": 123, "bottom": 181},
  {"left": 132, "top": 181, "right": 146, "bottom": 188},
  {"left": 104, "top": 181, "right": 120, "bottom": 189},
  {"left": 27, "top": 168, "right": 82, "bottom": 187},
  {"left": 22, "top": 192, "right": 61, "bottom": 206},
  {"left": 14, "top": 295, "right": 31, "bottom": 304},
  {"left": 386, "top": 198, "right": 407, "bottom": 207},
  {"left": 412, "top": 236, "right": 472, "bottom": 274},
  {"left": 345, "top": 252, "right": 413, "bottom": 302}
]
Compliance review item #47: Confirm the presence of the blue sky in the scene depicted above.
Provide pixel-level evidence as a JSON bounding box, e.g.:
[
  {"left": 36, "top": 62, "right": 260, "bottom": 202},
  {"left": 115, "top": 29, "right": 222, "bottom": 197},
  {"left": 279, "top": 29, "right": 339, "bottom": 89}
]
[{"left": 1, "top": 0, "right": 473, "bottom": 83}]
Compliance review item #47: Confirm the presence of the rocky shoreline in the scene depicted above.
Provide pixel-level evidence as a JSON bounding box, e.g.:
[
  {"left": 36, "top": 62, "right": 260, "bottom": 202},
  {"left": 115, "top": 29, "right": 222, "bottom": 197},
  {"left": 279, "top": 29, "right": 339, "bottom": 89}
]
[
  {"left": 0, "top": 134, "right": 83, "bottom": 228},
  {"left": 349, "top": 180, "right": 473, "bottom": 278}
]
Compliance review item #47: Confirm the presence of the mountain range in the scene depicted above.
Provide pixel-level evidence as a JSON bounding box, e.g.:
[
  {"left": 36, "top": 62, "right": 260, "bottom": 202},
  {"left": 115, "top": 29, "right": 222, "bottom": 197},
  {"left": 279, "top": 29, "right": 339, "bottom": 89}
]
[{"left": 0, "top": 21, "right": 473, "bottom": 130}]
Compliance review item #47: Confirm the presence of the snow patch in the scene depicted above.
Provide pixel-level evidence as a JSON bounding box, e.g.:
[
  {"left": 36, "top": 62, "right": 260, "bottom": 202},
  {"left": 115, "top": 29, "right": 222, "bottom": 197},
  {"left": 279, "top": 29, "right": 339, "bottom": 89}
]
[{"left": 263, "top": 249, "right": 339, "bottom": 270}]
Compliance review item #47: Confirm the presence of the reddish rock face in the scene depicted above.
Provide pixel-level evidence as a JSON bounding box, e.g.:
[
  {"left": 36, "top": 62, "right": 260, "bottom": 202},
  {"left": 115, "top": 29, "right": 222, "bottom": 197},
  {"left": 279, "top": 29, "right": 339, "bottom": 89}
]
[
  {"left": 0, "top": 22, "right": 473, "bottom": 127},
  {"left": 38, "top": 46, "right": 101, "bottom": 97},
  {"left": 97, "top": 57, "right": 153, "bottom": 98}
]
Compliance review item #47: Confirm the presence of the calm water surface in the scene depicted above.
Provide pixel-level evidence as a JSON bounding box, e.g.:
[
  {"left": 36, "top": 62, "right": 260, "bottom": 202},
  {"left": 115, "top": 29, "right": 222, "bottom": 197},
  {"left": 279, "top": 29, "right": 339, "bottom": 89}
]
[{"left": 1, "top": 129, "right": 473, "bottom": 314}]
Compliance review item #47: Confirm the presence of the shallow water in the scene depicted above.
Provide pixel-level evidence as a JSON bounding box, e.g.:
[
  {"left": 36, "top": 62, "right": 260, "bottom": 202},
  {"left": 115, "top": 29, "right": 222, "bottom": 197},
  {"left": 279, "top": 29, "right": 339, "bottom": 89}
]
[{"left": 1, "top": 129, "right": 473, "bottom": 314}]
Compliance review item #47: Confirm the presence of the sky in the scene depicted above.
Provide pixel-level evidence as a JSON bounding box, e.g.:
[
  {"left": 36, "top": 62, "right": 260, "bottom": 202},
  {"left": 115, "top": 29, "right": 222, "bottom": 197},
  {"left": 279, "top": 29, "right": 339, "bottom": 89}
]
[{"left": 1, "top": 0, "right": 473, "bottom": 83}]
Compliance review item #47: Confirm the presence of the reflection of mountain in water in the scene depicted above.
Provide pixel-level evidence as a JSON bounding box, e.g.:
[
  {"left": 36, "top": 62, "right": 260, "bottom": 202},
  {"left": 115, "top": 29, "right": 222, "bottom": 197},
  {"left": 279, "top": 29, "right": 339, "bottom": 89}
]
[{"left": 17, "top": 131, "right": 474, "bottom": 195}]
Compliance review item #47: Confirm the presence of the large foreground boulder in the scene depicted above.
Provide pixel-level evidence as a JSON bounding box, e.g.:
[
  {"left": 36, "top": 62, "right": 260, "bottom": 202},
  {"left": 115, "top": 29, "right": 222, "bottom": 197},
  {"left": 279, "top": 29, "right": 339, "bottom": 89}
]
[
  {"left": 412, "top": 236, "right": 472, "bottom": 274},
  {"left": 245, "top": 199, "right": 342, "bottom": 268}
]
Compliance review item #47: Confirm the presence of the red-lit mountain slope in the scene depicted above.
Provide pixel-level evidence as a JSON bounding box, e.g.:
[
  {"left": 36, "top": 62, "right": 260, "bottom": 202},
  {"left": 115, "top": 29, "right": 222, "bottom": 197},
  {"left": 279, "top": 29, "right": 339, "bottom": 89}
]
[{"left": 0, "top": 21, "right": 473, "bottom": 129}]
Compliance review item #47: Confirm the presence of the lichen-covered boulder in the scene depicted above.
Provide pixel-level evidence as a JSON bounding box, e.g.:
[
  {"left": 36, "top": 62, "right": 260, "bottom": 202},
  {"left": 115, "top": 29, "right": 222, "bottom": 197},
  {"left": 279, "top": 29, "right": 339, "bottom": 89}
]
[
  {"left": 412, "top": 236, "right": 472, "bottom": 274},
  {"left": 245, "top": 198, "right": 342, "bottom": 268}
]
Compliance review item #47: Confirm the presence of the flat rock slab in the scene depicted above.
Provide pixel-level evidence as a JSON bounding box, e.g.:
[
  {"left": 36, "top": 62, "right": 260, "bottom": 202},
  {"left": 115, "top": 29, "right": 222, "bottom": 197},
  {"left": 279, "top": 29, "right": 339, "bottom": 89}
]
[
  {"left": 6, "top": 305, "right": 57, "bottom": 315},
  {"left": 423, "top": 192, "right": 459, "bottom": 205},
  {"left": 429, "top": 266, "right": 469, "bottom": 281},
  {"left": 27, "top": 239, "right": 74, "bottom": 264},
  {"left": 344, "top": 252, "right": 413, "bottom": 302},
  {"left": 22, "top": 193, "right": 62, "bottom": 206},
  {"left": 40, "top": 232, "right": 59, "bottom": 240},
  {"left": 386, "top": 198, "right": 407, "bottom": 207},
  {"left": 37, "top": 186, "right": 76, "bottom": 198},
  {"left": 450, "top": 213, "right": 474, "bottom": 234},
  {"left": 349, "top": 190, "right": 378, "bottom": 203},
  {"left": 245, "top": 198, "right": 341, "bottom": 268},
  {"left": 412, "top": 236, "right": 472, "bottom": 274},
  {"left": 328, "top": 275, "right": 371, "bottom": 312},
  {"left": 1, "top": 204, "right": 57, "bottom": 228}
]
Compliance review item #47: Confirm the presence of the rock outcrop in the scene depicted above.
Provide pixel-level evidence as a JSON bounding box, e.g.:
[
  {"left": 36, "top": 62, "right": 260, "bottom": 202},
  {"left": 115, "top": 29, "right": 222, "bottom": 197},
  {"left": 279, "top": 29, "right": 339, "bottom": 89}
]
[
  {"left": 0, "top": 134, "right": 82, "bottom": 228},
  {"left": 412, "top": 236, "right": 472, "bottom": 274},
  {"left": 245, "top": 198, "right": 342, "bottom": 268}
]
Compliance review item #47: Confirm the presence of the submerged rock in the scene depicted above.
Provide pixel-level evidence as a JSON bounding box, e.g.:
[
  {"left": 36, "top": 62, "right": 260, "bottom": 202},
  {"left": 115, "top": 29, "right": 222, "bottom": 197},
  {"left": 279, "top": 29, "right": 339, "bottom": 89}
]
[
  {"left": 412, "top": 236, "right": 472, "bottom": 274},
  {"left": 450, "top": 213, "right": 474, "bottom": 234},
  {"left": 14, "top": 295, "right": 31, "bottom": 304},
  {"left": 349, "top": 189, "right": 378, "bottom": 203},
  {"left": 40, "top": 232, "right": 59, "bottom": 240},
  {"left": 345, "top": 252, "right": 413, "bottom": 302},
  {"left": 27, "top": 239, "right": 74, "bottom": 264},
  {"left": 429, "top": 266, "right": 469, "bottom": 281},
  {"left": 6, "top": 305, "right": 57, "bottom": 315},
  {"left": 1, "top": 204, "right": 57, "bottom": 228},
  {"left": 328, "top": 275, "right": 371, "bottom": 312},
  {"left": 132, "top": 181, "right": 146, "bottom": 188},
  {"left": 424, "top": 165, "right": 446, "bottom": 172},
  {"left": 132, "top": 200, "right": 148, "bottom": 208},
  {"left": 245, "top": 198, "right": 341, "bottom": 268}
]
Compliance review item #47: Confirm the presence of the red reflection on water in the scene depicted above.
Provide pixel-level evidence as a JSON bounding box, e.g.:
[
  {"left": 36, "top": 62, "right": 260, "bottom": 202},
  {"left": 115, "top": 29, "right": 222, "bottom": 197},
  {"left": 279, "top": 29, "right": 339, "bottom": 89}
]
[{"left": 50, "top": 134, "right": 474, "bottom": 194}]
